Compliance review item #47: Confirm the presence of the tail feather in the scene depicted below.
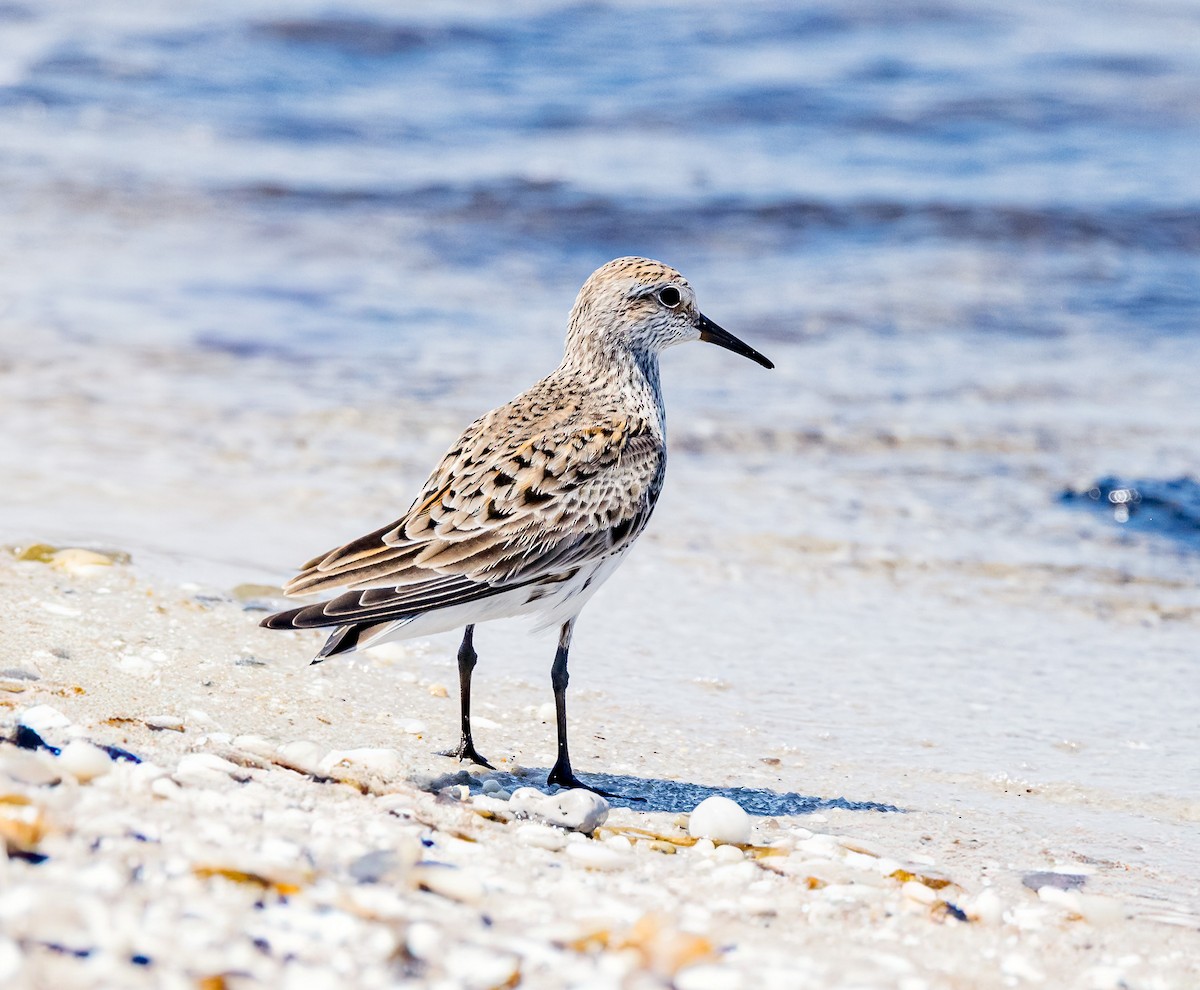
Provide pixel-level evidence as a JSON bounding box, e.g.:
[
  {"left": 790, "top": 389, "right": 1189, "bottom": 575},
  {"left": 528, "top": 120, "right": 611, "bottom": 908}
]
[
  {"left": 298, "top": 616, "right": 419, "bottom": 663},
  {"left": 312, "top": 624, "right": 366, "bottom": 662}
]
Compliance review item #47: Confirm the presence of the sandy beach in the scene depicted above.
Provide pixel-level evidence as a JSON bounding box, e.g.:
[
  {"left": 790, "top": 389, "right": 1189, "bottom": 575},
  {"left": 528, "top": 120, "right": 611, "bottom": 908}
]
[{"left": 2, "top": 537, "right": 1198, "bottom": 990}]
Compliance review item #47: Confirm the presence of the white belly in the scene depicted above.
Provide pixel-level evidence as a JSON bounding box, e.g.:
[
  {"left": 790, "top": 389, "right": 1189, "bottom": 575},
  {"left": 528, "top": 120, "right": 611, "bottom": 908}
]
[{"left": 357, "top": 551, "right": 631, "bottom": 650}]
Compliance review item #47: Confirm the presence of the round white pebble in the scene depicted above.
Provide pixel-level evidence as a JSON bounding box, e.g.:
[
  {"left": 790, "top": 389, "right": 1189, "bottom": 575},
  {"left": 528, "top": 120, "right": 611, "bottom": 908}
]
[
  {"left": 688, "top": 796, "right": 752, "bottom": 845},
  {"left": 56, "top": 741, "right": 113, "bottom": 782},
  {"left": 713, "top": 843, "right": 746, "bottom": 864},
  {"left": 542, "top": 789, "right": 609, "bottom": 833}
]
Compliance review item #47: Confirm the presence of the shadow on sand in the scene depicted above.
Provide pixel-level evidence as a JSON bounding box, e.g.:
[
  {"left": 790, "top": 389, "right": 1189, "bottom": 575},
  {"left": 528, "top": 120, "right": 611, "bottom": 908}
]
[{"left": 441, "top": 767, "right": 901, "bottom": 816}]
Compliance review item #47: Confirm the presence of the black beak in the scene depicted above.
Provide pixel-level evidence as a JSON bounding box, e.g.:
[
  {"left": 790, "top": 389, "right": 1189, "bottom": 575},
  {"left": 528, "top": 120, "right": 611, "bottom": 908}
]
[{"left": 696, "top": 313, "right": 774, "bottom": 369}]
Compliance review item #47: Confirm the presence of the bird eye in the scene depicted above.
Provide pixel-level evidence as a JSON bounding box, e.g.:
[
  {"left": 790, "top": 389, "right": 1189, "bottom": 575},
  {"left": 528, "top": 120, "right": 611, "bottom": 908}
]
[{"left": 658, "top": 286, "right": 681, "bottom": 308}]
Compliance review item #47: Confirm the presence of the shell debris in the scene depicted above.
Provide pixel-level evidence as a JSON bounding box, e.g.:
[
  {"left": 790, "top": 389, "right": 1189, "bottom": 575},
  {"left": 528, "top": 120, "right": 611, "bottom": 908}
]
[
  {"left": 568, "top": 913, "right": 716, "bottom": 979},
  {"left": 0, "top": 794, "right": 50, "bottom": 853}
]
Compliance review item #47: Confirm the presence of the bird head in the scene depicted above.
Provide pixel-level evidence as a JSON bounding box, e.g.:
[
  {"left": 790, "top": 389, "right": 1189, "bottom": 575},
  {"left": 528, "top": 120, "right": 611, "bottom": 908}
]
[{"left": 565, "top": 257, "right": 774, "bottom": 370}]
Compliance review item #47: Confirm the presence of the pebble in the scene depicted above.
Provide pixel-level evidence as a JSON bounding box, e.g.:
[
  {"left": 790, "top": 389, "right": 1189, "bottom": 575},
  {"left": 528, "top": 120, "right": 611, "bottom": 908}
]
[
  {"left": 1001, "top": 954, "right": 1045, "bottom": 983},
  {"left": 901, "top": 881, "right": 938, "bottom": 906},
  {"left": 396, "top": 719, "right": 427, "bottom": 736},
  {"left": 413, "top": 864, "right": 484, "bottom": 905},
  {"left": 174, "top": 753, "right": 240, "bottom": 786},
  {"left": 0, "top": 796, "right": 48, "bottom": 851},
  {"left": 56, "top": 740, "right": 113, "bottom": 782},
  {"left": 1023, "top": 870, "right": 1086, "bottom": 891},
  {"left": 444, "top": 947, "right": 521, "bottom": 990},
  {"left": 1037, "top": 886, "right": 1124, "bottom": 925},
  {"left": 1082, "top": 965, "right": 1129, "bottom": 990},
  {"left": 712, "top": 844, "right": 746, "bottom": 865},
  {"left": 318, "top": 748, "right": 405, "bottom": 778},
  {"left": 711, "top": 860, "right": 758, "bottom": 885},
  {"left": 185, "top": 709, "right": 218, "bottom": 728},
  {"left": 232, "top": 734, "right": 278, "bottom": 759},
  {"left": 565, "top": 842, "right": 629, "bottom": 871},
  {"left": 405, "top": 922, "right": 442, "bottom": 962},
  {"left": 509, "top": 787, "right": 609, "bottom": 833},
  {"left": 517, "top": 823, "right": 568, "bottom": 851},
  {"left": 688, "top": 796, "right": 751, "bottom": 845},
  {"left": 966, "top": 888, "right": 1006, "bottom": 925},
  {"left": 793, "top": 833, "right": 840, "bottom": 858},
  {"left": 143, "top": 715, "right": 186, "bottom": 732},
  {"left": 275, "top": 740, "right": 328, "bottom": 775},
  {"left": 348, "top": 850, "right": 400, "bottom": 884},
  {"left": 39, "top": 601, "right": 81, "bottom": 618},
  {"left": 0, "top": 748, "right": 62, "bottom": 787},
  {"left": 839, "top": 836, "right": 884, "bottom": 857},
  {"left": 606, "top": 834, "right": 634, "bottom": 853},
  {"left": 0, "top": 938, "right": 19, "bottom": 981},
  {"left": 18, "top": 705, "right": 71, "bottom": 734},
  {"left": 115, "top": 654, "right": 156, "bottom": 677},
  {"left": 675, "top": 963, "right": 741, "bottom": 990},
  {"left": 471, "top": 794, "right": 513, "bottom": 817},
  {"left": 150, "top": 776, "right": 183, "bottom": 800},
  {"left": 49, "top": 547, "right": 117, "bottom": 576},
  {"left": 364, "top": 642, "right": 408, "bottom": 662},
  {"left": 542, "top": 789, "right": 609, "bottom": 833}
]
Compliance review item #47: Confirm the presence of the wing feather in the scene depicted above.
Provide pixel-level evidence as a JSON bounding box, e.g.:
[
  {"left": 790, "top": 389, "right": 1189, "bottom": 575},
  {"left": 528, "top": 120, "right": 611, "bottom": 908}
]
[{"left": 270, "top": 400, "right": 664, "bottom": 631}]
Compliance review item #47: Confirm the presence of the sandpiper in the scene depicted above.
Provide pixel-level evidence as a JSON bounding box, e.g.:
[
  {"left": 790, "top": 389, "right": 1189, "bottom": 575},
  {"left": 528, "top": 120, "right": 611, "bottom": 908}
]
[{"left": 262, "top": 257, "right": 772, "bottom": 791}]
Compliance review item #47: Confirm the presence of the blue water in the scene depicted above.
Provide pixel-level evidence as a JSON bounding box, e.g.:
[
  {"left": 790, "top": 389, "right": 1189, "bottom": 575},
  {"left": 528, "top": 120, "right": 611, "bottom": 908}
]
[
  {"left": 2, "top": 0, "right": 1198, "bottom": 357},
  {"left": 4, "top": 0, "right": 1199, "bottom": 552}
]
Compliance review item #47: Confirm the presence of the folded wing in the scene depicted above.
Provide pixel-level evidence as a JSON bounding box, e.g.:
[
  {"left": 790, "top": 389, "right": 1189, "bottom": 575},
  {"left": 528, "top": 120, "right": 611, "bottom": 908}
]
[{"left": 261, "top": 409, "right": 664, "bottom": 631}]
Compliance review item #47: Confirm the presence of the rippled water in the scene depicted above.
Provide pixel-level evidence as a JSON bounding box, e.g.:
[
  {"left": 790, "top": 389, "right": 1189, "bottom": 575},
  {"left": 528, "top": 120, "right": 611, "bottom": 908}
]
[
  {"left": 4, "top": 0, "right": 1199, "bottom": 356},
  {"left": 2, "top": 0, "right": 1198, "bottom": 896}
]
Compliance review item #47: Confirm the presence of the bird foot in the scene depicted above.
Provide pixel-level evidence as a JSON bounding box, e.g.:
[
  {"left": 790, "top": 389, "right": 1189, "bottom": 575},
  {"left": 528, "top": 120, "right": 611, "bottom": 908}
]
[
  {"left": 441, "top": 738, "right": 494, "bottom": 770},
  {"left": 547, "top": 762, "right": 618, "bottom": 798}
]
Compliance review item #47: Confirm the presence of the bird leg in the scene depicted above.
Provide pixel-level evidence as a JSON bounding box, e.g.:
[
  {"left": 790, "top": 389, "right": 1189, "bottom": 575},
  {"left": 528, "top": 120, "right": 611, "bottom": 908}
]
[
  {"left": 442, "top": 625, "right": 494, "bottom": 768},
  {"left": 546, "top": 619, "right": 614, "bottom": 795}
]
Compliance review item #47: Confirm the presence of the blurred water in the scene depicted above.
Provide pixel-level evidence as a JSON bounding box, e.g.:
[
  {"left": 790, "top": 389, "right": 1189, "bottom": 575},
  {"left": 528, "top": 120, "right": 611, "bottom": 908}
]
[
  {"left": 2, "top": 0, "right": 1198, "bottom": 360},
  {"left": 1, "top": 0, "right": 1198, "bottom": 857}
]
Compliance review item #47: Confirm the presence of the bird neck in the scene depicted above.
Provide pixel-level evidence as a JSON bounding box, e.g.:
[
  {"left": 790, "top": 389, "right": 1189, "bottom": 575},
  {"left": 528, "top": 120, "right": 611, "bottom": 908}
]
[{"left": 558, "top": 340, "right": 666, "bottom": 430}]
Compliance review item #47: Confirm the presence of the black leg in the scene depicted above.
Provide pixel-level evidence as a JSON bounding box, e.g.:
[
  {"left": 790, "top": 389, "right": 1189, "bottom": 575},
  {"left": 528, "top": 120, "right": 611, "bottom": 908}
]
[
  {"left": 546, "top": 620, "right": 614, "bottom": 795},
  {"left": 442, "top": 625, "right": 493, "bottom": 768}
]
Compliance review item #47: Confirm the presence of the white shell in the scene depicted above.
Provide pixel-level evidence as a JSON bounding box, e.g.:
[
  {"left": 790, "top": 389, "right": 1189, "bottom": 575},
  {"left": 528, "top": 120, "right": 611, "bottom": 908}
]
[
  {"left": 18, "top": 704, "right": 71, "bottom": 734},
  {"left": 275, "top": 740, "right": 329, "bottom": 775}
]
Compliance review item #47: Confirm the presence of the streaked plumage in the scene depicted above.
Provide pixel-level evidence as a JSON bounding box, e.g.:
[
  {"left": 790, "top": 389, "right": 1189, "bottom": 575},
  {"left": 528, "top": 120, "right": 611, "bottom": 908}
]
[{"left": 263, "top": 256, "right": 772, "bottom": 790}]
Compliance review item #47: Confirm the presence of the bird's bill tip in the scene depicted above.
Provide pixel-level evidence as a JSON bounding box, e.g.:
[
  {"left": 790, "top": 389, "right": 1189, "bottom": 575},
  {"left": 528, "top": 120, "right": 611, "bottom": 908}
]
[{"left": 696, "top": 314, "right": 774, "bottom": 369}]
